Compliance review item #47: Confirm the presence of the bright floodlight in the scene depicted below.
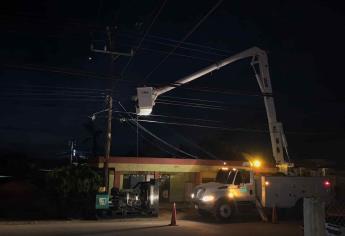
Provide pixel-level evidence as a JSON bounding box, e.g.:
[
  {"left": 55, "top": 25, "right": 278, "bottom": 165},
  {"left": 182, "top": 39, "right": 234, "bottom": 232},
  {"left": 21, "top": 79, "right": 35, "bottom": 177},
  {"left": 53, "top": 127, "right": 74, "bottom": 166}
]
[
  {"left": 252, "top": 159, "right": 262, "bottom": 168},
  {"left": 136, "top": 107, "right": 153, "bottom": 116}
]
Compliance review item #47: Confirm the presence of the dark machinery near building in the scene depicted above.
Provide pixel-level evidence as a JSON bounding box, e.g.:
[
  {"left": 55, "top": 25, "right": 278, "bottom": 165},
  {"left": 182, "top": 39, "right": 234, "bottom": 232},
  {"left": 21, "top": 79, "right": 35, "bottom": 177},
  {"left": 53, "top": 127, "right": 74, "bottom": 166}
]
[{"left": 110, "top": 179, "right": 159, "bottom": 216}]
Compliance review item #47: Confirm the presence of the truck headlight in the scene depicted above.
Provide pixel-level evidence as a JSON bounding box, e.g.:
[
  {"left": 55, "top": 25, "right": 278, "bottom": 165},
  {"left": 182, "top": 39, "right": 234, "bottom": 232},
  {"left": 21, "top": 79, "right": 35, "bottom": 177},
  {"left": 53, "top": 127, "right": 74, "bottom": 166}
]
[
  {"left": 201, "top": 195, "right": 215, "bottom": 202},
  {"left": 191, "top": 193, "right": 195, "bottom": 199}
]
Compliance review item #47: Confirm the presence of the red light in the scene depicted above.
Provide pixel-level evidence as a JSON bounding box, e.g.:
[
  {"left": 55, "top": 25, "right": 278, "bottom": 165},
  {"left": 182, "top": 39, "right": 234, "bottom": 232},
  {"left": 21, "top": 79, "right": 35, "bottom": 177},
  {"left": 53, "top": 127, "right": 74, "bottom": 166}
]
[{"left": 324, "top": 180, "right": 331, "bottom": 188}]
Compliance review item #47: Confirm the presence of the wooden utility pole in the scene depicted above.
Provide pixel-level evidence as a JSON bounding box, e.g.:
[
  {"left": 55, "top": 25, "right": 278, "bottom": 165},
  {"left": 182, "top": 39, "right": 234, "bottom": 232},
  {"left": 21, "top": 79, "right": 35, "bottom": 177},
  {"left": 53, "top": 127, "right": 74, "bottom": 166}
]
[
  {"left": 69, "top": 140, "right": 75, "bottom": 164},
  {"left": 104, "top": 95, "right": 112, "bottom": 191},
  {"left": 91, "top": 26, "right": 132, "bottom": 192}
]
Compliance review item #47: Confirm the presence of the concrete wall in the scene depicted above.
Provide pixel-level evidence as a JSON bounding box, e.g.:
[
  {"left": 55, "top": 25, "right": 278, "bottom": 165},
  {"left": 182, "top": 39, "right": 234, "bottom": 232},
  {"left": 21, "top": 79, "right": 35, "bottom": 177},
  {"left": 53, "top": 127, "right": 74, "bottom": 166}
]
[{"left": 169, "top": 173, "right": 193, "bottom": 202}]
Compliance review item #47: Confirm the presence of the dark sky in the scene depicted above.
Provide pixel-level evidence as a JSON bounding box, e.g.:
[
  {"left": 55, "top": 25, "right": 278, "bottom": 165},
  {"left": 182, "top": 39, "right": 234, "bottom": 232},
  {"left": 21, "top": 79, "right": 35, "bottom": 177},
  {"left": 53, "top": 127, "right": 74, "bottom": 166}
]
[{"left": 0, "top": 0, "right": 344, "bottom": 163}]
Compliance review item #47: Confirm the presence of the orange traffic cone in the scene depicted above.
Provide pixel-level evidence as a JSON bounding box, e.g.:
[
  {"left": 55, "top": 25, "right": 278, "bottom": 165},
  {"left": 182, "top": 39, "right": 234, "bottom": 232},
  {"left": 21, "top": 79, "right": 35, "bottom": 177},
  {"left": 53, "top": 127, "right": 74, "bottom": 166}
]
[
  {"left": 272, "top": 205, "right": 278, "bottom": 224},
  {"left": 170, "top": 202, "right": 177, "bottom": 226}
]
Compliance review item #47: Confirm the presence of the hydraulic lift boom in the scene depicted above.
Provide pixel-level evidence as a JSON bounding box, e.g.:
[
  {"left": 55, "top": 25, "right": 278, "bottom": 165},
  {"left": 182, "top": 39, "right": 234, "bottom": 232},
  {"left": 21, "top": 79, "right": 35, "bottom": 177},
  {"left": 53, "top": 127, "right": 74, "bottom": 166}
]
[{"left": 136, "top": 47, "right": 292, "bottom": 171}]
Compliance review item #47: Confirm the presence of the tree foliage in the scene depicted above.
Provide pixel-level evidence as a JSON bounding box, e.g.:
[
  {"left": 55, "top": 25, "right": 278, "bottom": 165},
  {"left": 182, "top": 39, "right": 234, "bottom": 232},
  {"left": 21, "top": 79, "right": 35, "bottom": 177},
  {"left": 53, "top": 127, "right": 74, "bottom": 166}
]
[{"left": 47, "top": 165, "right": 102, "bottom": 218}]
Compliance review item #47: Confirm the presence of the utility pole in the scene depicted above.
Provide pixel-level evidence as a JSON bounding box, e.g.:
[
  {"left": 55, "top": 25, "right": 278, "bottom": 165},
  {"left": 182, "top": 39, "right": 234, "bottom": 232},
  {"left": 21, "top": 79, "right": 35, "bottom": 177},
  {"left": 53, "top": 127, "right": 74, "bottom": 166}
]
[
  {"left": 104, "top": 95, "right": 112, "bottom": 191},
  {"left": 69, "top": 140, "right": 75, "bottom": 164},
  {"left": 91, "top": 26, "right": 132, "bottom": 192}
]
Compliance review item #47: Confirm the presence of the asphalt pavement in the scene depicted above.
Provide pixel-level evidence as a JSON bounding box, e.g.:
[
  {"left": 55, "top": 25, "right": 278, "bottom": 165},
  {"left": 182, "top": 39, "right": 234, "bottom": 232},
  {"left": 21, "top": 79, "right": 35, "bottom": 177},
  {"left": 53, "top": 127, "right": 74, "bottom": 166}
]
[{"left": 0, "top": 208, "right": 303, "bottom": 236}]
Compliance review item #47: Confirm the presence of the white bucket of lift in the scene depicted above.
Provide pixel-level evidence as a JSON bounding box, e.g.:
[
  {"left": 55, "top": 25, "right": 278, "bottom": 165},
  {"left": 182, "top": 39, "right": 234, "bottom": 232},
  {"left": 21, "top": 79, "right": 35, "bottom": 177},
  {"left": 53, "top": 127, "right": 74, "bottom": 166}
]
[{"left": 136, "top": 87, "right": 154, "bottom": 116}]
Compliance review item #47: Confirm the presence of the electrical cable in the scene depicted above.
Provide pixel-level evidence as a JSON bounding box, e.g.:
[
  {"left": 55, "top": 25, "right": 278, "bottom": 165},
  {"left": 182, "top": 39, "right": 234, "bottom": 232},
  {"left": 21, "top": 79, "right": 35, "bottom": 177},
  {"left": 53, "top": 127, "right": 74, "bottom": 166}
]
[
  {"left": 156, "top": 98, "right": 265, "bottom": 112},
  {"left": 2, "top": 88, "right": 107, "bottom": 96},
  {"left": 121, "top": 110, "right": 223, "bottom": 123},
  {"left": 117, "top": 33, "right": 228, "bottom": 58},
  {"left": 134, "top": 118, "right": 340, "bottom": 136},
  {"left": 6, "top": 63, "right": 341, "bottom": 105},
  {"left": 177, "top": 85, "right": 262, "bottom": 97},
  {"left": 119, "top": 113, "right": 178, "bottom": 157},
  {"left": 117, "top": 42, "right": 214, "bottom": 62},
  {"left": 1, "top": 92, "right": 105, "bottom": 98},
  {"left": 90, "top": 108, "right": 223, "bottom": 124},
  {"left": 129, "top": 31, "right": 232, "bottom": 54},
  {"left": 160, "top": 95, "right": 233, "bottom": 105},
  {"left": 144, "top": 112, "right": 223, "bottom": 124},
  {"left": 161, "top": 125, "right": 219, "bottom": 160},
  {"left": 3, "top": 64, "right": 265, "bottom": 98},
  {"left": 2, "top": 84, "right": 109, "bottom": 92},
  {"left": 155, "top": 101, "right": 230, "bottom": 111},
  {"left": 135, "top": 118, "right": 270, "bottom": 133},
  {"left": 1, "top": 12, "right": 232, "bottom": 56},
  {"left": 157, "top": 98, "right": 227, "bottom": 109},
  {"left": 129, "top": 119, "right": 199, "bottom": 159},
  {"left": 121, "top": 0, "right": 168, "bottom": 77},
  {"left": 144, "top": 0, "right": 224, "bottom": 82},
  {"left": 118, "top": 102, "right": 199, "bottom": 159},
  {"left": 3, "top": 63, "right": 123, "bottom": 82},
  {"left": 0, "top": 97, "right": 104, "bottom": 102}
]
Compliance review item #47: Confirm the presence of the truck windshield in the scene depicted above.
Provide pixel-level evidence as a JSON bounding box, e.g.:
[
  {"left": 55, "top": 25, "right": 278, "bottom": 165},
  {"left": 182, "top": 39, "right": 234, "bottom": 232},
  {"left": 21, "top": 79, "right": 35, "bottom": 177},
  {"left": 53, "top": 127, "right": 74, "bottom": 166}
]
[{"left": 215, "top": 170, "right": 236, "bottom": 184}]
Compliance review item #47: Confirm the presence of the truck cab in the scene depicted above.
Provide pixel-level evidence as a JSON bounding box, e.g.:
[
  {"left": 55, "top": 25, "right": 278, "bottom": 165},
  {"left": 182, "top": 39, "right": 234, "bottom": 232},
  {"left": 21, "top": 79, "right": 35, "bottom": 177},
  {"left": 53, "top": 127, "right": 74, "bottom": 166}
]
[{"left": 191, "top": 168, "right": 255, "bottom": 220}]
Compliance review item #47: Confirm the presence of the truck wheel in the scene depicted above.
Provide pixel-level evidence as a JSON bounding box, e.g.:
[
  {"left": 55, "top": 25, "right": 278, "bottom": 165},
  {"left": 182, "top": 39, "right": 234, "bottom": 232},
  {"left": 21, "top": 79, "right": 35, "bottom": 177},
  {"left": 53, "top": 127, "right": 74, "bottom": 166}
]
[
  {"left": 294, "top": 199, "right": 303, "bottom": 220},
  {"left": 214, "top": 200, "right": 233, "bottom": 221}
]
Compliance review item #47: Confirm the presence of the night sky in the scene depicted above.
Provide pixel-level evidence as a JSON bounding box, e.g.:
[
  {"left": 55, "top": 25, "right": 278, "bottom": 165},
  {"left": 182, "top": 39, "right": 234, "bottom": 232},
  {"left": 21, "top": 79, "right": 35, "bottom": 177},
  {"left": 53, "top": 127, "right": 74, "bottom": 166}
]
[{"left": 0, "top": 0, "right": 344, "bottom": 164}]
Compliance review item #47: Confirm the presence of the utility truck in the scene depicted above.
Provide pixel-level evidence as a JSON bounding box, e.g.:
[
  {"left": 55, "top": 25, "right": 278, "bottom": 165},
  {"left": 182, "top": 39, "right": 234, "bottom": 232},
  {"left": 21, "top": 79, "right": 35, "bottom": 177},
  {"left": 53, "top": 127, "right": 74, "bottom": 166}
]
[
  {"left": 135, "top": 47, "right": 333, "bottom": 220},
  {"left": 191, "top": 167, "right": 332, "bottom": 220}
]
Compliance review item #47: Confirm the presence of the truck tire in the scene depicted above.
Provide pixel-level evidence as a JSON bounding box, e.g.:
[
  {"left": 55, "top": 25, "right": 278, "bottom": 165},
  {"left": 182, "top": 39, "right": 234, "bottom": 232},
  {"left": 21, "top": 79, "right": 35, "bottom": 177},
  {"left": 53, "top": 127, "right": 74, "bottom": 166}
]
[
  {"left": 214, "top": 200, "right": 233, "bottom": 221},
  {"left": 294, "top": 199, "right": 303, "bottom": 220}
]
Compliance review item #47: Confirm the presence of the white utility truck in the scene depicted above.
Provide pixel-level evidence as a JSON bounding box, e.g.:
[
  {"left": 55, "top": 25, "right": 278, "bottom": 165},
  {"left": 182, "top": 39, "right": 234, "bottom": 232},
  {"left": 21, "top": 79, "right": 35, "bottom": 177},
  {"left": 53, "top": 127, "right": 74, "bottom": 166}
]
[
  {"left": 191, "top": 167, "right": 332, "bottom": 220},
  {"left": 135, "top": 47, "right": 333, "bottom": 220}
]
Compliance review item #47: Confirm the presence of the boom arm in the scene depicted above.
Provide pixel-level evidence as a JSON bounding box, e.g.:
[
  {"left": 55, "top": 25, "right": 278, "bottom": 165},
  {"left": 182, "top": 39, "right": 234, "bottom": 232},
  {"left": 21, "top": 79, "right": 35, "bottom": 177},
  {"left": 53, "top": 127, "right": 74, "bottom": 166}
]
[{"left": 136, "top": 47, "right": 290, "bottom": 166}]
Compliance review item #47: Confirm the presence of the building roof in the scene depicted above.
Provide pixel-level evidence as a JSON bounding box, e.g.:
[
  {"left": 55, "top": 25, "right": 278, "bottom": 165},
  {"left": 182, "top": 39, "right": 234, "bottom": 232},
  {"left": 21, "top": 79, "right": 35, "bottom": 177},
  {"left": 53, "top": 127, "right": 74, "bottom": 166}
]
[{"left": 91, "top": 156, "right": 275, "bottom": 173}]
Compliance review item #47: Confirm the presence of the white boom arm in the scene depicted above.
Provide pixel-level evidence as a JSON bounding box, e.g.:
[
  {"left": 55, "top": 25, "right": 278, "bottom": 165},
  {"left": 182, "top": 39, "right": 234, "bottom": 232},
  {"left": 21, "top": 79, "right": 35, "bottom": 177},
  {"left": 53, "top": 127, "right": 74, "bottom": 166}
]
[{"left": 136, "top": 47, "right": 290, "bottom": 166}]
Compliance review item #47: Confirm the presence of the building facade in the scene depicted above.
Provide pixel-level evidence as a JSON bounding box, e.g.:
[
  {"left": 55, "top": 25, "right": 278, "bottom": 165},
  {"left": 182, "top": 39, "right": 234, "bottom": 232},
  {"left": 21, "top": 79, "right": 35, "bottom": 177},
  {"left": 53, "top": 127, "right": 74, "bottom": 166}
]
[{"left": 92, "top": 156, "right": 274, "bottom": 203}]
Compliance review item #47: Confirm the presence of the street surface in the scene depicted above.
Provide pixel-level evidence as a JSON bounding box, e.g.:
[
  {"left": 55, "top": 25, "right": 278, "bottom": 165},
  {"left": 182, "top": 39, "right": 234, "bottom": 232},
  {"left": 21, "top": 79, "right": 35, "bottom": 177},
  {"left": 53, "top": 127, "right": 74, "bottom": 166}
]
[{"left": 0, "top": 209, "right": 303, "bottom": 236}]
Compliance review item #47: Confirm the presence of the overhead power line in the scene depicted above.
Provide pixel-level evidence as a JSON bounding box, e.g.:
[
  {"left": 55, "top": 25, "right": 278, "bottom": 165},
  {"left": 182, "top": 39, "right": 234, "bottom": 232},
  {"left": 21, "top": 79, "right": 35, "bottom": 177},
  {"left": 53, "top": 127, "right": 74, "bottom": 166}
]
[
  {"left": 135, "top": 118, "right": 269, "bottom": 133},
  {"left": 155, "top": 99, "right": 264, "bottom": 113},
  {"left": 134, "top": 118, "right": 341, "bottom": 136},
  {"left": 144, "top": 0, "right": 224, "bottom": 82},
  {"left": 6, "top": 63, "right": 342, "bottom": 105},
  {"left": 2, "top": 84, "right": 109, "bottom": 93},
  {"left": 141, "top": 33, "right": 232, "bottom": 54},
  {"left": 2, "top": 63, "right": 265, "bottom": 98},
  {"left": 90, "top": 107, "right": 224, "bottom": 124},
  {"left": 1, "top": 92, "right": 105, "bottom": 99},
  {"left": 121, "top": 0, "right": 168, "bottom": 77},
  {"left": 2, "top": 88, "right": 106, "bottom": 96},
  {"left": 155, "top": 101, "right": 227, "bottom": 111},
  {"left": 118, "top": 102, "right": 198, "bottom": 159},
  {"left": 107, "top": 109, "right": 223, "bottom": 124},
  {"left": 117, "top": 41, "right": 214, "bottom": 62},
  {"left": 161, "top": 125, "right": 220, "bottom": 160},
  {"left": 141, "top": 112, "right": 223, "bottom": 124},
  {"left": 160, "top": 95, "right": 232, "bottom": 105},
  {"left": 117, "top": 32, "right": 228, "bottom": 58},
  {"left": 0, "top": 97, "right": 104, "bottom": 103},
  {"left": 128, "top": 119, "right": 199, "bottom": 159},
  {"left": 157, "top": 98, "right": 226, "bottom": 108},
  {"left": 119, "top": 114, "right": 178, "bottom": 157},
  {"left": 3, "top": 63, "right": 123, "bottom": 82}
]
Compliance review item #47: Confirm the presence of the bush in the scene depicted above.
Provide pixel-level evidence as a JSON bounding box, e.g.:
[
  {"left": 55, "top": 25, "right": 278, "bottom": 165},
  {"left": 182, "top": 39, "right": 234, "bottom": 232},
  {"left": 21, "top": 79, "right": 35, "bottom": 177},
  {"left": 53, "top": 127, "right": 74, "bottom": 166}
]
[{"left": 47, "top": 165, "right": 102, "bottom": 218}]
